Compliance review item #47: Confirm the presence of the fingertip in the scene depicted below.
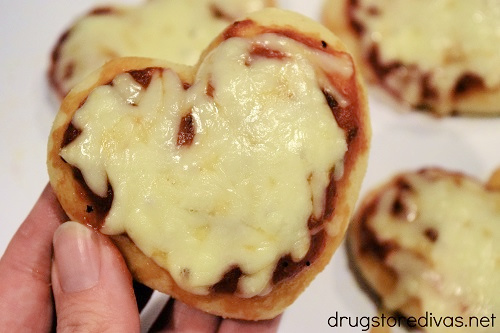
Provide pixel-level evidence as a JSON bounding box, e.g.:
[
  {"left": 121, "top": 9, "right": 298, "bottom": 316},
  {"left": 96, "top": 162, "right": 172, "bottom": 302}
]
[
  {"left": 53, "top": 221, "right": 100, "bottom": 293},
  {"left": 52, "top": 222, "right": 140, "bottom": 332}
]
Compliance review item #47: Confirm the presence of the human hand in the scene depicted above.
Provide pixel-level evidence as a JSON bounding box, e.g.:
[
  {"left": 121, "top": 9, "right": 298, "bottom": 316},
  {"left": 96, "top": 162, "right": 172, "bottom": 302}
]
[{"left": 0, "top": 184, "right": 281, "bottom": 332}]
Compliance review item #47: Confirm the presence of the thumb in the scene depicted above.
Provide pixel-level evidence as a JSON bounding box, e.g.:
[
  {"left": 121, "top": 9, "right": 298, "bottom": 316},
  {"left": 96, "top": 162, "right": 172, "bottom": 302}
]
[{"left": 52, "top": 221, "right": 140, "bottom": 332}]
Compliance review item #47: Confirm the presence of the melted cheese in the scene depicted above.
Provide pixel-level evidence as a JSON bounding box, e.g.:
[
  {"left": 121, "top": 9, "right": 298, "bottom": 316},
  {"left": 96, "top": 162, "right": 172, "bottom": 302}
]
[
  {"left": 60, "top": 34, "right": 352, "bottom": 297},
  {"left": 54, "top": 0, "right": 270, "bottom": 95},
  {"left": 368, "top": 171, "right": 500, "bottom": 332},
  {"left": 353, "top": 0, "right": 500, "bottom": 113}
]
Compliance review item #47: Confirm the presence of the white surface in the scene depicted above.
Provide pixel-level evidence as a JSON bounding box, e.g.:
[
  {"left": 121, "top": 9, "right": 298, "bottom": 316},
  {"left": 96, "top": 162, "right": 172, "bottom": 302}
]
[{"left": 1, "top": 1, "right": 499, "bottom": 332}]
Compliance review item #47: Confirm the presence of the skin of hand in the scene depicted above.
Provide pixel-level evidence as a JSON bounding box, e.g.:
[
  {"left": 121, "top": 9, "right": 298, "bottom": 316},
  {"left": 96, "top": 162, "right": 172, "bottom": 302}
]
[{"left": 0, "top": 184, "right": 282, "bottom": 332}]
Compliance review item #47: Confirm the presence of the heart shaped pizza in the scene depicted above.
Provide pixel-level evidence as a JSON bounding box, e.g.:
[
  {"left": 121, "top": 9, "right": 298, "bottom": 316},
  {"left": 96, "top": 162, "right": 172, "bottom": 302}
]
[
  {"left": 49, "top": 0, "right": 274, "bottom": 98},
  {"left": 348, "top": 168, "right": 500, "bottom": 330},
  {"left": 48, "top": 8, "right": 370, "bottom": 320}
]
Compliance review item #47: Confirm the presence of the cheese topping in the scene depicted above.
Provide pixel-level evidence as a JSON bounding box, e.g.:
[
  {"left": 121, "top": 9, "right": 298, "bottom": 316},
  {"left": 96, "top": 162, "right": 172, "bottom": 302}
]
[
  {"left": 53, "top": 0, "right": 270, "bottom": 95},
  {"left": 60, "top": 34, "right": 352, "bottom": 297},
  {"left": 368, "top": 170, "right": 500, "bottom": 331},
  {"left": 352, "top": 0, "right": 500, "bottom": 112}
]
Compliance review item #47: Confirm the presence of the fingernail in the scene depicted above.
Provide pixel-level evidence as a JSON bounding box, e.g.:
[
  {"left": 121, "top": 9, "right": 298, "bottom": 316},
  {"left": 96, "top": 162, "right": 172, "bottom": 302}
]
[{"left": 53, "top": 221, "right": 100, "bottom": 293}]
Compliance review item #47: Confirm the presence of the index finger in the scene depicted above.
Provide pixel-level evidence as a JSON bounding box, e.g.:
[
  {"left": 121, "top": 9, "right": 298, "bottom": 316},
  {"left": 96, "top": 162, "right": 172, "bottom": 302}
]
[{"left": 0, "top": 184, "right": 66, "bottom": 330}]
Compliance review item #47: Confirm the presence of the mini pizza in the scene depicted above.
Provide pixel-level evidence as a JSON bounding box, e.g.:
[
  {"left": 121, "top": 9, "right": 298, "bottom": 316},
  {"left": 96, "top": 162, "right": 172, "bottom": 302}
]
[
  {"left": 47, "top": 9, "right": 371, "bottom": 320},
  {"left": 323, "top": 0, "right": 500, "bottom": 116},
  {"left": 348, "top": 168, "right": 500, "bottom": 331},
  {"left": 48, "top": 0, "right": 274, "bottom": 98}
]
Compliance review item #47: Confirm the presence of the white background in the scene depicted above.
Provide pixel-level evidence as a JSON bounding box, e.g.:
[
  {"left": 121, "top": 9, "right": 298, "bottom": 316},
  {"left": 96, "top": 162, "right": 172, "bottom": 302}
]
[{"left": 1, "top": 0, "right": 499, "bottom": 332}]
